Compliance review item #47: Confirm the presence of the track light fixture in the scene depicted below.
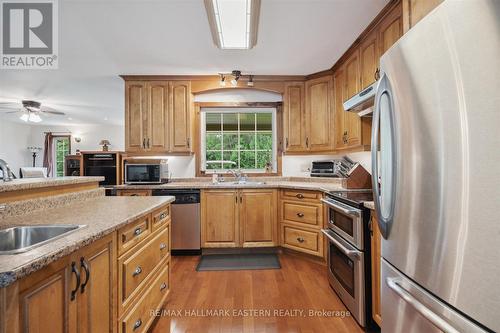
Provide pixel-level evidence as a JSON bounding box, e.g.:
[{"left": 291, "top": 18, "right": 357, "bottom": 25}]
[
  {"left": 218, "top": 70, "right": 254, "bottom": 88},
  {"left": 219, "top": 74, "right": 226, "bottom": 87}
]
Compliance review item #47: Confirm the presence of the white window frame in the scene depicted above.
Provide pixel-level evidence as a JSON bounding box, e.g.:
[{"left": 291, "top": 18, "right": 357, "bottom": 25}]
[{"left": 200, "top": 107, "right": 277, "bottom": 174}]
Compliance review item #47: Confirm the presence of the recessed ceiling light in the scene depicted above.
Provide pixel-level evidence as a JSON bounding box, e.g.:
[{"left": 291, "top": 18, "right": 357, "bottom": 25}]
[
  {"left": 68, "top": 117, "right": 73, "bottom": 120},
  {"left": 104, "top": 117, "right": 108, "bottom": 121},
  {"left": 205, "top": 0, "right": 260, "bottom": 49}
]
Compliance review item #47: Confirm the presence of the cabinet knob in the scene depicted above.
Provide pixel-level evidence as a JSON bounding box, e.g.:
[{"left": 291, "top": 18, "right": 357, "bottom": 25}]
[
  {"left": 133, "top": 319, "right": 142, "bottom": 331},
  {"left": 297, "top": 237, "right": 305, "bottom": 243},
  {"left": 160, "top": 282, "right": 168, "bottom": 291},
  {"left": 160, "top": 243, "right": 167, "bottom": 250},
  {"left": 296, "top": 193, "right": 304, "bottom": 199},
  {"left": 297, "top": 213, "right": 304, "bottom": 218},
  {"left": 134, "top": 227, "right": 142, "bottom": 236},
  {"left": 132, "top": 266, "right": 142, "bottom": 277}
]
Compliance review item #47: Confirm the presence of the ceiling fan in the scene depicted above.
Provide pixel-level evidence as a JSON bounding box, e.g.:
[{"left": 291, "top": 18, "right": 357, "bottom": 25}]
[{"left": 0, "top": 100, "right": 66, "bottom": 123}]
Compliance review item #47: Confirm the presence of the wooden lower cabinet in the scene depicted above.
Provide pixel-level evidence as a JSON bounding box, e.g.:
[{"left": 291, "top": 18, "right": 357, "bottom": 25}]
[
  {"left": 240, "top": 189, "right": 278, "bottom": 247},
  {"left": 279, "top": 190, "right": 325, "bottom": 258},
  {"left": 201, "top": 189, "right": 239, "bottom": 247},
  {"left": 0, "top": 203, "right": 172, "bottom": 333},
  {"left": 1, "top": 234, "right": 115, "bottom": 333},
  {"left": 201, "top": 189, "right": 278, "bottom": 248},
  {"left": 370, "top": 212, "right": 382, "bottom": 326}
]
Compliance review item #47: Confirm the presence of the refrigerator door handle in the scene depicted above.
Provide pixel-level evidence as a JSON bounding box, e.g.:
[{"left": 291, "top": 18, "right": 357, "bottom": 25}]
[
  {"left": 386, "top": 278, "right": 460, "bottom": 333},
  {"left": 371, "top": 73, "right": 396, "bottom": 239}
]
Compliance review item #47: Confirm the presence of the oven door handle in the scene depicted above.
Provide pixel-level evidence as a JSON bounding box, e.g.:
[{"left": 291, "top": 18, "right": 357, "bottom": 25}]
[
  {"left": 321, "top": 199, "right": 360, "bottom": 217},
  {"left": 321, "top": 229, "right": 361, "bottom": 260}
]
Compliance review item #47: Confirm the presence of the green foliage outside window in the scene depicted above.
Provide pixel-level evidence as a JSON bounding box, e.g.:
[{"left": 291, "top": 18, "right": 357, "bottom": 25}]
[
  {"left": 205, "top": 112, "right": 274, "bottom": 171},
  {"left": 54, "top": 138, "right": 70, "bottom": 177}
]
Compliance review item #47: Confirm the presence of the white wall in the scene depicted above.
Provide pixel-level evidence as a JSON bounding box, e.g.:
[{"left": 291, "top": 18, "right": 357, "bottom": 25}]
[
  {"left": 29, "top": 124, "right": 124, "bottom": 160},
  {"left": 0, "top": 116, "right": 33, "bottom": 178}
]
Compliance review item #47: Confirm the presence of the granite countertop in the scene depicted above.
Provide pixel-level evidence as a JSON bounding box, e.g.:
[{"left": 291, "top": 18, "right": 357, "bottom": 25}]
[
  {"left": 0, "top": 176, "right": 105, "bottom": 193},
  {"left": 0, "top": 196, "right": 174, "bottom": 288},
  {"left": 115, "top": 177, "right": 347, "bottom": 193}
]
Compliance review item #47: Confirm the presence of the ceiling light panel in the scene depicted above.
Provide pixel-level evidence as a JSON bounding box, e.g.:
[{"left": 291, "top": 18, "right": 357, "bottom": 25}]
[{"left": 206, "top": 0, "right": 260, "bottom": 50}]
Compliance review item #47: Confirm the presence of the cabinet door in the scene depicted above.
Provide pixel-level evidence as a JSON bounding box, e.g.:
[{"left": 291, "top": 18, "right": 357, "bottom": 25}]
[
  {"left": 147, "top": 81, "right": 169, "bottom": 152},
  {"left": 77, "top": 235, "right": 115, "bottom": 333},
  {"left": 169, "top": 81, "right": 192, "bottom": 152},
  {"left": 125, "top": 81, "right": 148, "bottom": 152},
  {"left": 305, "top": 76, "right": 333, "bottom": 151},
  {"left": 359, "top": 29, "right": 379, "bottom": 90},
  {"left": 370, "top": 214, "right": 382, "bottom": 326},
  {"left": 333, "top": 67, "right": 347, "bottom": 149},
  {"left": 344, "top": 51, "right": 361, "bottom": 147},
  {"left": 283, "top": 82, "right": 306, "bottom": 152},
  {"left": 403, "top": 0, "right": 442, "bottom": 32},
  {"left": 378, "top": 2, "right": 403, "bottom": 57},
  {"left": 201, "top": 190, "right": 239, "bottom": 247},
  {"left": 17, "top": 256, "right": 75, "bottom": 333},
  {"left": 239, "top": 189, "right": 277, "bottom": 247}
]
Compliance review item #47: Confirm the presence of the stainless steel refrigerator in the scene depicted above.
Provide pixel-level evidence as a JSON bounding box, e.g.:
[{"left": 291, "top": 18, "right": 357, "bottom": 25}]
[{"left": 371, "top": 0, "right": 500, "bottom": 332}]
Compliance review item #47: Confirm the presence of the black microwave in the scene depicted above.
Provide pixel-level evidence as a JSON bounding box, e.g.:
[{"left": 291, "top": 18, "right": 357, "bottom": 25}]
[{"left": 124, "top": 163, "right": 168, "bottom": 184}]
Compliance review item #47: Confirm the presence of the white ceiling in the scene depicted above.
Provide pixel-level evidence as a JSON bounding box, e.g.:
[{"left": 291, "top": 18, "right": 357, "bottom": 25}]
[{"left": 0, "top": 0, "right": 389, "bottom": 126}]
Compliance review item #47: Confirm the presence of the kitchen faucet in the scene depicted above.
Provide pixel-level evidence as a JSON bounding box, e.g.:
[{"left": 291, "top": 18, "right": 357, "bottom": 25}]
[
  {"left": 0, "top": 159, "right": 14, "bottom": 182},
  {"left": 228, "top": 169, "right": 247, "bottom": 183}
]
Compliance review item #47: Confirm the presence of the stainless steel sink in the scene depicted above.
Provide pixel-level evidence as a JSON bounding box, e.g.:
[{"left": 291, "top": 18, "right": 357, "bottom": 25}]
[{"left": 0, "top": 225, "right": 86, "bottom": 254}]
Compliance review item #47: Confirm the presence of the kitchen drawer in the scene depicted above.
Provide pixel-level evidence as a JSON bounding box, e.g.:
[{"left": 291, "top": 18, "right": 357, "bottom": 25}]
[
  {"left": 283, "top": 201, "right": 321, "bottom": 227},
  {"left": 119, "top": 225, "right": 170, "bottom": 311},
  {"left": 117, "top": 190, "right": 152, "bottom": 196},
  {"left": 282, "top": 225, "right": 323, "bottom": 257},
  {"left": 118, "top": 215, "right": 151, "bottom": 255},
  {"left": 152, "top": 204, "right": 170, "bottom": 231},
  {"left": 282, "top": 189, "right": 321, "bottom": 201},
  {"left": 119, "top": 261, "right": 170, "bottom": 333}
]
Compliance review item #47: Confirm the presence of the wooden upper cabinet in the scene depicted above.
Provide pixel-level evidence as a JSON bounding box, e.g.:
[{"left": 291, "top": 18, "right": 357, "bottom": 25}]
[
  {"left": 378, "top": 2, "right": 403, "bottom": 57},
  {"left": 344, "top": 50, "right": 361, "bottom": 147},
  {"left": 124, "top": 79, "right": 192, "bottom": 154},
  {"left": 147, "top": 81, "right": 169, "bottom": 152},
  {"left": 240, "top": 189, "right": 277, "bottom": 247},
  {"left": 201, "top": 190, "right": 239, "bottom": 248},
  {"left": 283, "top": 82, "right": 306, "bottom": 152},
  {"left": 333, "top": 68, "right": 347, "bottom": 150},
  {"left": 402, "top": 0, "right": 442, "bottom": 32},
  {"left": 359, "top": 29, "right": 379, "bottom": 90},
  {"left": 305, "top": 76, "right": 333, "bottom": 152},
  {"left": 125, "top": 81, "right": 147, "bottom": 152},
  {"left": 169, "top": 81, "right": 192, "bottom": 153}
]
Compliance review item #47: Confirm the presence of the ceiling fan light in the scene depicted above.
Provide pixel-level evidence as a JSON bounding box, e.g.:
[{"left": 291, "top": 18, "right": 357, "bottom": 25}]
[
  {"left": 231, "top": 78, "right": 238, "bottom": 86},
  {"left": 219, "top": 74, "right": 226, "bottom": 87},
  {"left": 20, "top": 113, "right": 29, "bottom": 122},
  {"left": 29, "top": 113, "right": 42, "bottom": 123}
]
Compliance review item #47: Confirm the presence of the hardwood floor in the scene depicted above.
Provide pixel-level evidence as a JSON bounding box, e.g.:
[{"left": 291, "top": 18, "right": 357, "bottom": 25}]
[{"left": 150, "top": 254, "right": 364, "bottom": 333}]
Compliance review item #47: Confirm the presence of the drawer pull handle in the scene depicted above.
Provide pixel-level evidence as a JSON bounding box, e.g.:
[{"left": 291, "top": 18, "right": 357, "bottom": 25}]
[
  {"left": 296, "top": 193, "right": 304, "bottom": 199},
  {"left": 134, "top": 228, "right": 142, "bottom": 236},
  {"left": 297, "top": 237, "right": 305, "bottom": 243},
  {"left": 133, "top": 319, "right": 142, "bottom": 331},
  {"left": 132, "top": 266, "right": 142, "bottom": 277},
  {"left": 159, "top": 212, "right": 167, "bottom": 220},
  {"left": 160, "top": 282, "right": 167, "bottom": 291},
  {"left": 297, "top": 213, "right": 304, "bottom": 218},
  {"left": 160, "top": 243, "right": 167, "bottom": 250}
]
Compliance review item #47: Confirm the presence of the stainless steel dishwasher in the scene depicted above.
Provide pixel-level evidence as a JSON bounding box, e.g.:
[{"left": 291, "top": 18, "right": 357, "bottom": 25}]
[{"left": 152, "top": 189, "right": 201, "bottom": 255}]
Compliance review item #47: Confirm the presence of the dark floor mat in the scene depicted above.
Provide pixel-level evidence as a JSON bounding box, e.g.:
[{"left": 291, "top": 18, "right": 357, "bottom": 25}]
[{"left": 196, "top": 253, "right": 281, "bottom": 271}]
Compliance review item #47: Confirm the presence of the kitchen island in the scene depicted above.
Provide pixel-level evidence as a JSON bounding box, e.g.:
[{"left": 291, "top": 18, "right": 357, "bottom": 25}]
[{"left": 0, "top": 177, "right": 174, "bottom": 333}]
